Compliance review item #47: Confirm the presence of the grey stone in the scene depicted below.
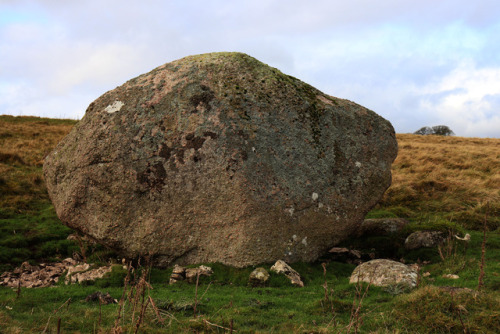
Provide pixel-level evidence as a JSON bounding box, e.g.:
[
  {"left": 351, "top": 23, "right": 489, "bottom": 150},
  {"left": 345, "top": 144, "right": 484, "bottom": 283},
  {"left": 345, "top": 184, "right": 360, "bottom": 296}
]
[
  {"left": 350, "top": 259, "right": 418, "bottom": 288},
  {"left": 185, "top": 265, "right": 213, "bottom": 283},
  {"left": 270, "top": 260, "right": 304, "bottom": 287},
  {"left": 357, "top": 218, "right": 409, "bottom": 237},
  {"left": 44, "top": 52, "right": 397, "bottom": 267},
  {"left": 405, "top": 231, "right": 446, "bottom": 250},
  {"left": 249, "top": 267, "right": 270, "bottom": 286}
]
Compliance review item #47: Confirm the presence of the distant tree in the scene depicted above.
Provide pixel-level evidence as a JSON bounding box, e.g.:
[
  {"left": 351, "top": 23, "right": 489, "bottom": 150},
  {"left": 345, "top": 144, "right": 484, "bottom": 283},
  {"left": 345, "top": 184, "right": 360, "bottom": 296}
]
[
  {"left": 414, "top": 126, "right": 434, "bottom": 135},
  {"left": 432, "top": 125, "right": 455, "bottom": 136},
  {"left": 414, "top": 125, "right": 455, "bottom": 136}
]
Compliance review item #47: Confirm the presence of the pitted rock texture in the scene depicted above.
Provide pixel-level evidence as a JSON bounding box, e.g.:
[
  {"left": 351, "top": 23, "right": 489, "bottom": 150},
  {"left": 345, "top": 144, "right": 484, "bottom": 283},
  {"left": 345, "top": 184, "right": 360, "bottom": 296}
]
[
  {"left": 350, "top": 259, "right": 418, "bottom": 288},
  {"left": 43, "top": 52, "right": 397, "bottom": 267}
]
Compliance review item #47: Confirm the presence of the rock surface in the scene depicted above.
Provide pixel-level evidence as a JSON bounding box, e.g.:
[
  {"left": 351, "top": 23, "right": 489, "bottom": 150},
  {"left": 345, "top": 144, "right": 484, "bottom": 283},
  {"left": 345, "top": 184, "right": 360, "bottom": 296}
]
[
  {"left": 0, "top": 259, "right": 113, "bottom": 288},
  {"left": 185, "top": 265, "right": 213, "bottom": 283},
  {"left": 65, "top": 264, "right": 113, "bottom": 284},
  {"left": 169, "top": 264, "right": 213, "bottom": 284},
  {"left": 270, "top": 260, "right": 304, "bottom": 287},
  {"left": 356, "top": 218, "right": 409, "bottom": 237},
  {"left": 85, "top": 291, "right": 118, "bottom": 304},
  {"left": 44, "top": 52, "right": 397, "bottom": 267},
  {"left": 349, "top": 259, "right": 418, "bottom": 288},
  {"left": 328, "top": 247, "right": 362, "bottom": 264},
  {"left": 405, "top": 231, "right": 446, "bottom": 250},
  {"left": 249, "top": 267, "right": 270, "bottom": 286}
]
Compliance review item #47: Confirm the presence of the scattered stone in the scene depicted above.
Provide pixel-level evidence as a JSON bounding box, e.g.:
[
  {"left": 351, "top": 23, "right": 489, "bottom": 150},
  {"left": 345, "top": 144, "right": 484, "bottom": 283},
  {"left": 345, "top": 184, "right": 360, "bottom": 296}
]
[
  {"left": 349, "top": 259, "right": 418, "bottom": 288},
  {"left": 43, "top": 52, "right": 398, "bottom": 267},
  {"left": 65, "top": 265, "right": 113, "bottom": 284},
  {"left": 356, "top": 218, "right": 409, "bottom": 237},
  {"left": 442, "top": 274, "right": 460, "bottom": 279},
  {"left": 169, "top": 265, "right": 213, "bottom": 284},
  {"left": 185, "top": 265, "right": 213, "bottom": 283},
  {"left": 405, "top": 231, "right": 446, "bottom": 250},
  {"left": 0, "top": 259, "right": 112, "bottom": 288},
  {"left": 85, "top": 291, "right": 118, "bottom": 304},
  {"left": 270, "top": 260, "right": 304, "bottom": 287},
  {"left": 169, "top": 264, "right": 186, "bottom": 284},
  {"left": 249, "top": 267, "right": 270, "bottom": 287},
  {"left": 327, "top": 247, "right": 362, "bottom": 264}
]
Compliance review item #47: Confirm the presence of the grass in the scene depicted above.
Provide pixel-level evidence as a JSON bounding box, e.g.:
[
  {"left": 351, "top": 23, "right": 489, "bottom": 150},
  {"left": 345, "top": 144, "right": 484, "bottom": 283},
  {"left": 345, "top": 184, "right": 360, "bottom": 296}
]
[
  {"left": 375, "top": 134, "right": 500, "bottom": 230},
  {"left": 0, "top": 116, "right": 499, "bottom": 332}
]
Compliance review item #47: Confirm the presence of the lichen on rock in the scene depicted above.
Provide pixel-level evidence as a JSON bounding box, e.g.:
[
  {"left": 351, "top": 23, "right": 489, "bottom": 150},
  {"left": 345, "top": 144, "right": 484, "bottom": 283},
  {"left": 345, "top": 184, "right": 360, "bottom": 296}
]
[{"left": 43, "top": 52, "right": 397, "bottom": 267}]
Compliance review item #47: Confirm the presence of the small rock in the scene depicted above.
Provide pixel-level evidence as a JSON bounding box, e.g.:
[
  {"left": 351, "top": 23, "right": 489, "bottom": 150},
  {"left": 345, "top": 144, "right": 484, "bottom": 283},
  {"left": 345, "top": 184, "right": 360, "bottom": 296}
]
[
  {"left": 66, "top": 265, "right": 112, "bottom": 284},
  {"left": 405, "top": 231, "right": 446, "bottom": 250},
  {"left": 357, "top": 218, "right": 409, "bottom": 237},
  {"left": 170, "top": 265, "right": 213, "bottom": 284},
  {"left": 350, "top": 259, "right": 418, "bottom": 288},
  {"left": 328, "top": 247, "right": 362, "bottom": 263},
  {"left": 85, "top": 291, "right": 117, "bottom": 304},
  {"left": 62, "top": 258, "right": 78, "bottom": 266},
  {"left": 169, "top": 264, "right": 186, "bottom": 284},
  {"left": 442, "top": 274, "right": 459, "bottom": 279},
  {"left": 249, "top": 267, "right": 270, "bottom": 287},
  {"left": 66, "top": 263, "right": 90, "bottom": 276},
  {"left": 423, "top": 272, "right": 431, "bottom": 277},
  {"left": 185, "top": 265, "right": 213, "bottom": 283},
  {"left": 270, "top": 260, "right": 304, "bottom": 287}
]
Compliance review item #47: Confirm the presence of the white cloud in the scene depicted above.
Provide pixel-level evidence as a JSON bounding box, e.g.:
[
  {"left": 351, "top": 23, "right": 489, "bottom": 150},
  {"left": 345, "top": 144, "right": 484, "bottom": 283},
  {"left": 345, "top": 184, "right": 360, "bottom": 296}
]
[
  {"left": 1, "top": 0, "right": 500, "bottom": 137},
  {"left": 418, "top": 62, "right": 500, "bottom": 137}
]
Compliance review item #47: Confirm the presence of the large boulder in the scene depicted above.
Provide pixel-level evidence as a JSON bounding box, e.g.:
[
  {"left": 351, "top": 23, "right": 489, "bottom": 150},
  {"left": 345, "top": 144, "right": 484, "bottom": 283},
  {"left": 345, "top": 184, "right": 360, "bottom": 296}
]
[{"left": 43, "top": 52, "right": 397, "bottom": 267}]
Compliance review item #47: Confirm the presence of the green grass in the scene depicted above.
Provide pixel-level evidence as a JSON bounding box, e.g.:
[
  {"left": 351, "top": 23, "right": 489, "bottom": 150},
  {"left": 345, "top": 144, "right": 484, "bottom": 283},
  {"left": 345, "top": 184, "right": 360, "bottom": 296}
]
[
  {"left": 1, "top": 238, "right": 499, "bottom": 333},
  {"left": 0, "top": 203, "right": 78, "bottom": 272},
  {"left": 1, "top": 116, "right": 499, "bottom": 332}
]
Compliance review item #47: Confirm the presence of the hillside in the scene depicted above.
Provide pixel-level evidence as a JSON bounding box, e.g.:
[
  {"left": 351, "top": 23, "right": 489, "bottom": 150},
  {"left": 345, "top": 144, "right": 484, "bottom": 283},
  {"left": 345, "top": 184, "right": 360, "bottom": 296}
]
[
  {"left": 1, "top": 115, "right": 499, "bottom": 269},
  {"left": 375, "top": 133, "right": 500, "bottom": 230},
  {"left": 1, "top": 115, "right": 499, "bottom": 333}
]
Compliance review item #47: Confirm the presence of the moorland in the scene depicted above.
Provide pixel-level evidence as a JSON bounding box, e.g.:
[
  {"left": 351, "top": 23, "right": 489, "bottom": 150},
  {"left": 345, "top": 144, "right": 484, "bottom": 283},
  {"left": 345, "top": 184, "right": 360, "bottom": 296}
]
[{"left": 0, "top": 115, "right": 499, "bottom": 333}]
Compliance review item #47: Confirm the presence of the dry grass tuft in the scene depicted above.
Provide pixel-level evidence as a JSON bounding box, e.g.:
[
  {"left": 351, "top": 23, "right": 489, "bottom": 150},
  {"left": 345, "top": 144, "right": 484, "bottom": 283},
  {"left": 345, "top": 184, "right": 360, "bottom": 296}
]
[
  {"left": 378, "top": 134, "right": 500, "bottom": 229},
  {"left": 0, "top": 116, "right": 76, "bottom": 214}
]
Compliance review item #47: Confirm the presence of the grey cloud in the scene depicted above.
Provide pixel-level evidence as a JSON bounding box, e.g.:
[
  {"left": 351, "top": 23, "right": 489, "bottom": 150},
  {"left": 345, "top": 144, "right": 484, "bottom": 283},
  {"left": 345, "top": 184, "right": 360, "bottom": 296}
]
[{"left": 1, "top": 0, "right": 500, "bottom": 137}]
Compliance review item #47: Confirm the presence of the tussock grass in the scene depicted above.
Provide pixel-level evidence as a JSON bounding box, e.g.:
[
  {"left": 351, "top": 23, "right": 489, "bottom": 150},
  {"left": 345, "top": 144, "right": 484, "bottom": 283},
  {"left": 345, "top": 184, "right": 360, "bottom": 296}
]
[
  {"left": 0, "top": 115, "right": 76, "bottom": 216},
  {"left": 377, "top": 134, "right": 500, "bottom": 230},
  {"left": 393, "top": 285, "right": 500, "bottom": 333},
  {"left": 0, "top": 116, "right": 77, "bottom": 270}
]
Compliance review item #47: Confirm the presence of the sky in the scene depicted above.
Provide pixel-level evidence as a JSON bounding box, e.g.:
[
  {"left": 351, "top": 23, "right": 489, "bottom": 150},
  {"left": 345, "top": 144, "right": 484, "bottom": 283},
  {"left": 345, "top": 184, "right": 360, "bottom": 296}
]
[{"left": 1, "top": 0, "right": 499, "bottom": 138}]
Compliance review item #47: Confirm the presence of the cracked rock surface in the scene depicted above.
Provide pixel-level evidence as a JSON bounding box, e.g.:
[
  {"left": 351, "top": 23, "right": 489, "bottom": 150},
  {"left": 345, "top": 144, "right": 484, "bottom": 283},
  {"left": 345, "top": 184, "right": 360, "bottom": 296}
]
[{"left": 44, "top": 52, "right": 397, "bottom": 267}]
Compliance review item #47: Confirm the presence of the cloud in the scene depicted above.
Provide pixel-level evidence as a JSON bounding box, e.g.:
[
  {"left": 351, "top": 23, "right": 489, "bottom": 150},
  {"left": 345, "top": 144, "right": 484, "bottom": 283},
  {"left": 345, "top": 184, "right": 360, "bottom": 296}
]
[
  {"left": 1, "top": 0, "right": 500, "bottom": 137},
  {"left": 417, "top": 62, "right": 500, "bottom": 137}
]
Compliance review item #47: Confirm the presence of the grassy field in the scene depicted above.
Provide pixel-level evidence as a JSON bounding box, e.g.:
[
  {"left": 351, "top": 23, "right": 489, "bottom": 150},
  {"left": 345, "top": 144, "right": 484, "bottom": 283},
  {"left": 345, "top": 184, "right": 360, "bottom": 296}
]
[{"left": 0, "top": 115, "right": 499, "bottom": 333}]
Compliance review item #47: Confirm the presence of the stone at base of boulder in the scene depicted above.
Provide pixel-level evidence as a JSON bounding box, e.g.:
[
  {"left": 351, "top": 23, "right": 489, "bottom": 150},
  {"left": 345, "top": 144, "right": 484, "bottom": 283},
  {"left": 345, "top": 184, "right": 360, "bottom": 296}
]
[
  {"left": 169, "top": 265, "right": 213, "bottom": 284},
  {"left": 65, "top": 265, "right": 113, "bottom": 284},
  {"left": 357, "top": 218, "right": 409, "bottom": 237},
  {"left": 270, "top": 260, "right": 304, "bottom": 287},
  {"left": 405, "top": 231, "right": 446, "bottom": 250},
  {"left": 0, "top": 259, "right": 115, "bottom": 288},
  {"left": 249, "top": 267, "right": 270, "bottom": 287},
  {"left": 349, "top": 259, "right": 418, "bottom": 288},
  {"left": 327, "top": 247, "right": 362, "bottom": 264}
]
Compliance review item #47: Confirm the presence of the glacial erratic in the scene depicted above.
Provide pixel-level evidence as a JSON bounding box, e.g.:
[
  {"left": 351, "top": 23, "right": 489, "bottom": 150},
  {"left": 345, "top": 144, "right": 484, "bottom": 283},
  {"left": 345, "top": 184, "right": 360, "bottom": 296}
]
[{"left": 43, "top": 52, "right": 397, "bottom": 267}]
